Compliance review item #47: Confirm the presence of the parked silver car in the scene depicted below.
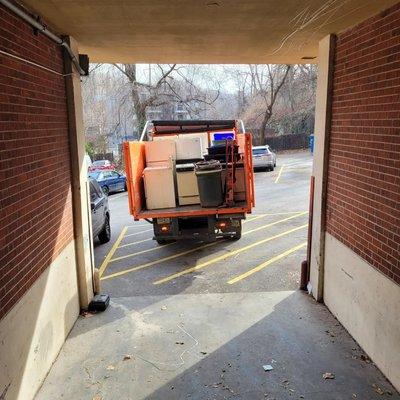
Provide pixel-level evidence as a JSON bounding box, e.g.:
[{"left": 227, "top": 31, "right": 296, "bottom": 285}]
[
  {"left": 252, "top": 145, "right": 276, "bottom": 171},
  {"left": 89, "top": 178, "right": 111, "bottom": 244}
]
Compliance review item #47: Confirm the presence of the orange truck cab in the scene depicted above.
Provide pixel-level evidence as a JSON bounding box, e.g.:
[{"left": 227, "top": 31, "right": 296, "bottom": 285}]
[{"left": 123, "top": 120, "right": 255, "bottom": 244}]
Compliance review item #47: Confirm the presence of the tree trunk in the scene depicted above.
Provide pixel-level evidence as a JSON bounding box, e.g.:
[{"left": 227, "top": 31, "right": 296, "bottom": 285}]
[
  {"left": 135, "top": 106, "right": 147, "bottom": 138},
  {"left": 259, "top": 107, "right": 272, "bottom": 145}
]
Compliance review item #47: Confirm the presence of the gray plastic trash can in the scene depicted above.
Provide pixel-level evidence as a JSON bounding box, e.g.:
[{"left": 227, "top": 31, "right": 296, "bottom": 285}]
[{"left": 194, "top": 160, "right": 223, "bottom": 207}]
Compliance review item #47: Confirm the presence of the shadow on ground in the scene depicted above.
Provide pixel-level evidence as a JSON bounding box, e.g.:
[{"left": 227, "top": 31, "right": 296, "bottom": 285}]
[{"left": 36, "top": 291, "right": 399, "bottom": 400}]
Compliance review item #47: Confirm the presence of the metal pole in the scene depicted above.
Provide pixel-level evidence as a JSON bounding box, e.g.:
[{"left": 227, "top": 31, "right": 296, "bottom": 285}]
[{"left": 0, "top": 0, "right": 86, "bottom": 76}]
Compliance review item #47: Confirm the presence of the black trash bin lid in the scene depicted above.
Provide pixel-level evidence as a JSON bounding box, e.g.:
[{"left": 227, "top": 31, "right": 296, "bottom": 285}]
[{"left": 194, "top": 159, "right": 221, "bottom": 171}]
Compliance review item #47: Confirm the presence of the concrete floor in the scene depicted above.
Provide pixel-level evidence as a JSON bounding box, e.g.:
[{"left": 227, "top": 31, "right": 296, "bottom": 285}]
[{"left": 35, "top": 151, "right": 399, "bottom": 399}]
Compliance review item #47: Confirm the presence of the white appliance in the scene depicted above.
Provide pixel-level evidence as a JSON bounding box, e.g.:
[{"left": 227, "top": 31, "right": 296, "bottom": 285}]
[
  {"left": 175, "top": 137, "right": 203, "bottom": 161},
  {"left": 153, "top": 135, "right": 178, "bottom": 143},
  {"left": 143, "top": 140, "right": 177, "bottom": 209},
  {"left": 145, "top": 139, "right": 176, "bottom": 166},
  {"left": 143, "top": 163, "right": 176, "bottom": 209},
  {"left": 176, "top": 164, "right": 200, "bottom": 205},
  {"left": 178, "top": 132, "right": 209, "bottom": 156}
]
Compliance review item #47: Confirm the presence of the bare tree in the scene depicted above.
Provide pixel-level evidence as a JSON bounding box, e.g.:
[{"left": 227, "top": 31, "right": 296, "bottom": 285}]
[
  {"left": 111, "top": 64, "right": 221, "bottom": 134},
  {"left": 112, "top": 63, "right": 178, "bottom": 134},
  {"left": 82, "top": 63, "right": 316, "bottom": 156},
  {"left": 249, "top": 64, "right": 291, "bottom": 143},
  {"left": 156, "top": 65, "right": 220, "bottom": 119}
]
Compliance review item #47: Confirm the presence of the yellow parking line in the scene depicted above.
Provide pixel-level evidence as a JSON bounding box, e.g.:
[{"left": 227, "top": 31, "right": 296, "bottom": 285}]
[
  {"left": 101, "top": 241, "right": 218, "bottom": 281},
  {"left": 124, "top": 228, "right": 153, "bottom": 238},
  {"left": 110, "top": 242, "right": 177, "bottom": 262},
  {"left": 227, "top": 242, "right": 307, "bottom": 284},
  {"left": 274, "top": 165, "right": 284, "bottom": 183},
  {"left": 153, "top": 224, "right": 308, "bottom": 285},
  {"left": 243, "top": 211, "right": 307, "bottom": 236},
  {"left": 98, "top": 226, "right": 128, "bottom": 277},
  {"left": 101, "top": 213, "right": 307, "bottom": 281},
  {"left": 244, "top": 211, "right": 307, "bottom": 224},
  {"left": 118, "top": 238, "right": 153, "bottom": 248}
]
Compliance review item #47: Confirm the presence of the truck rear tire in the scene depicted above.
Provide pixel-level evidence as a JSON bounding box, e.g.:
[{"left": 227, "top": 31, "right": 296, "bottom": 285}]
[
  {"left": 228, "top": 220, "right": 242, "bottom": 240},
  {"left": 98, "top": 215, "right": 111, "bottom": 244},
  {"left": 156, "top": 238, "right": 175, "bottom": 245},
  {"left": 230, "top": 230, "right": 241, "bottom": 240}
]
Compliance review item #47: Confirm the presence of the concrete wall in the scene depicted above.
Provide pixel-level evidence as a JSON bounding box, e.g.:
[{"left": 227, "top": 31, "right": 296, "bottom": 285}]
[
  {"left": 309, "top": 34, "right": 335, "bottom": 301},
  {"left": 324, "top": 234, "right": 400, "bottom": 392},
  {"left": 314, "top": 2, "right": 400, "bottom": 392},
  {"left": 0, "top": 242, "right": 79, "bottom": 400},
  {"left": 0, "top": 4, "right": 92, "bottom": 399}
]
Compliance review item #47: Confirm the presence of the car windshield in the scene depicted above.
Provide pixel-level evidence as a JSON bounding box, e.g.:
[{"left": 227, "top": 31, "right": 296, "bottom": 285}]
[
  {"left": 88, "top": 171, "right": 102, "bottom": 180},
  {"left": 252, "top": 148, "right": 268, "bottom": 155}
]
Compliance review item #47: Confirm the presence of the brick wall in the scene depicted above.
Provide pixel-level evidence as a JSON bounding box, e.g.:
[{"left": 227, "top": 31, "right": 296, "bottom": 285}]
[
  {"left": 0, "top": 4, "right": 74, "bottom": 319},
  {"left": 326, "top": 3, "right": 400, "bottom": 285}
]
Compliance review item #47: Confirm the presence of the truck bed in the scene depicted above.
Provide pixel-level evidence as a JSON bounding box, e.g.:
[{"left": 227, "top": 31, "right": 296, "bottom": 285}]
[{"left": 124, "top": 133, "right": 254, "bottom": 221}]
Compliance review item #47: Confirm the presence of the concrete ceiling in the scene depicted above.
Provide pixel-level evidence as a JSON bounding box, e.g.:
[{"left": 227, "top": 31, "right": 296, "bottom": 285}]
[{"left": 22, "top": 0, "right": 398, "bottom": 64}]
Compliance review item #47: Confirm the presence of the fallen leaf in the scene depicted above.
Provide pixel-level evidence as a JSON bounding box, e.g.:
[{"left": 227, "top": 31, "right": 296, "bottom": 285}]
[
  {"left": 372, "top": 384, "right": 384, "bottom": 395},
  {"left": 360, "top": 354, "right": 371, "bottom": 363},
  {"left": 322, "top": 372, "right": 335, "bottom": 379},
  {"left": 81, "top": 311, "right": 95, "bottom": 318},
  {"left": 92, "top": 395, "right": 102, "bottom": 400},
  {"left": 106, "top": 365, "right": 115, "bottom": 370},
  {"left": 161, "top": 305, "right": 167, "bottom": 310},
  {"left": 200, "top": 351, "right": 207, "bottom": 355},
  {"left": 123, "top": 354, "right": 133, "bottom": 361}
]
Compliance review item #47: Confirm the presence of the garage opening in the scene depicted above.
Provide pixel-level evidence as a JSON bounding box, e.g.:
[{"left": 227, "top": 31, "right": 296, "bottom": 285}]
[
  {"left": 35, "top": 61, "right": 388, "bottom": 400},
  {"left": 84, "top": 63, "right": 315, "bottom": 294}
]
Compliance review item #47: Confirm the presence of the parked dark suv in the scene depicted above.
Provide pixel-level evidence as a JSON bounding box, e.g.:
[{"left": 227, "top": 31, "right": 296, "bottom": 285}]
[{"left": 89, "top": 178, "right": 111, "bottom": 244}]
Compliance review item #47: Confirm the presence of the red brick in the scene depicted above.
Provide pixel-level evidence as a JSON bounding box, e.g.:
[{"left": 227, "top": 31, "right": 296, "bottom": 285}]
[
  {"left": 326, "top": 3, "right": 400, "bottom": 285},
  {"left": 0, "top": 3, "right": 74, "bottom": 319}
]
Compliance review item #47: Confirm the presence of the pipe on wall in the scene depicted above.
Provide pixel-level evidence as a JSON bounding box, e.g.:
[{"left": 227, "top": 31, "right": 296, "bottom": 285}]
[{"left": 0, "top": 0, "right": 86, "bottom": 76}]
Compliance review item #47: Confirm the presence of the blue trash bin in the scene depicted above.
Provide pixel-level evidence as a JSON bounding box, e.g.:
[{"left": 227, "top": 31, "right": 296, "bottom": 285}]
[{"left": 309, "top": 134, "right": 315, "bottom": 154}]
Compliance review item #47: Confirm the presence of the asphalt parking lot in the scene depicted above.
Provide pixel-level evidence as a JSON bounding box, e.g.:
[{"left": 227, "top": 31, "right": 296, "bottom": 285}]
[
  {"left": 95, "top": 151, "right": 312, "bottom": 296},
  {"left": 36, "top": 151, "right": 399, "bottom": 400}
]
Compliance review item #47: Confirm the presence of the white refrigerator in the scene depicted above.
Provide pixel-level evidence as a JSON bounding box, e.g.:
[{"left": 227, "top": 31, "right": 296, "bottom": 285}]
[{"left": 143, "top": 140, "right": 177, "bottom": 209}]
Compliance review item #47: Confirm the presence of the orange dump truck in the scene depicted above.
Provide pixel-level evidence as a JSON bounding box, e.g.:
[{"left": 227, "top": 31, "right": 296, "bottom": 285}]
[{"left": 123, "top": 120, "right": 255, "bottom": 244}]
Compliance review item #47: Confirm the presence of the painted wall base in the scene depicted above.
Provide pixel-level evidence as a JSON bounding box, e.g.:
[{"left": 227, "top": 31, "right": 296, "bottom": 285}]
[
  {"left": 324, "top": 233, "right": 400, "bottom": 392},
  {"left": 0, "top": 241, "right": 79, "bottom": 400}
]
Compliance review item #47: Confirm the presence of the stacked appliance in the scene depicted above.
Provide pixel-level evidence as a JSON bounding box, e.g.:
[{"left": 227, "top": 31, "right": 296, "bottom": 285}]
[
  {"left": 143, "top": 140, "right": 176, "bottom": 209},
  {"left": 175, "top": 137, "right": 203, "bottom": 206},
  {"left": 143, "top": 137, "right": 204, "bottom": 209}
]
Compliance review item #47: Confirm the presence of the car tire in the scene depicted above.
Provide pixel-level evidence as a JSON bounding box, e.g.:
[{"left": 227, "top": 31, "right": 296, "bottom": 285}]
[
  {"left": 270, "top": 165, "right": 274, "bottom": 172},
  {"left": 98, "top": 215, "right": 111, "bottom": 244},
  {"left": 102, "top": 185, "right": 109, "bottom": 196},
  {"left": 124, "top": 183, "right": 127, "bottom": 191}
]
